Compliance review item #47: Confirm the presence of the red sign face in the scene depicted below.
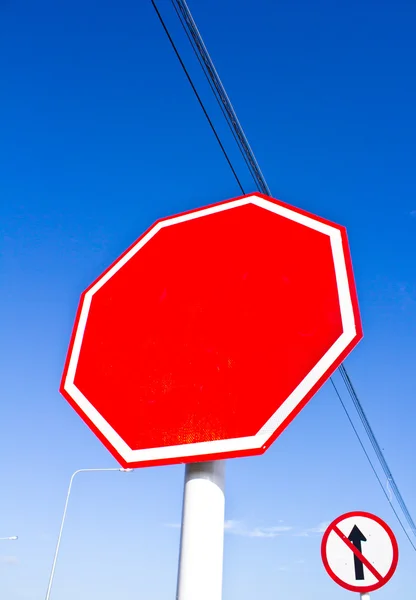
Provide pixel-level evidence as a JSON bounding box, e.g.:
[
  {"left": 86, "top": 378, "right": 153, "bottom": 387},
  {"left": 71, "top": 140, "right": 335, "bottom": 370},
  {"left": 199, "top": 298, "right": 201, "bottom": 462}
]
[{"left": 61, "top": 193, "right": 362, "bottom": 468}]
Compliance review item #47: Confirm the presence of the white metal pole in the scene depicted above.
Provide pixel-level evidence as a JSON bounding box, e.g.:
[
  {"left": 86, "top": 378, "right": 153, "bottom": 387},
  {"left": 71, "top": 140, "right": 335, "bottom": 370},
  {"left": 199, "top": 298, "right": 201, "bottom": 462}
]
[
  {"left": 176, "top": 460, "right": 226, "bottom": 600},
  {"left": 44, "top": 467, "right": 130, "bottom": 600},
  {"left": 360, "top": 594, "right": 370, "bottom": 600}
]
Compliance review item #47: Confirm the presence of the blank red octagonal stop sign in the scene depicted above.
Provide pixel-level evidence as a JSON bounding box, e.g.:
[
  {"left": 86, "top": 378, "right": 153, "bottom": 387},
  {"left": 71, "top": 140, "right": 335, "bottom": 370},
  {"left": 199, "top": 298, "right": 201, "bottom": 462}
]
[{"left": 61, "top": 193, "right": 362, "bottom": 468}]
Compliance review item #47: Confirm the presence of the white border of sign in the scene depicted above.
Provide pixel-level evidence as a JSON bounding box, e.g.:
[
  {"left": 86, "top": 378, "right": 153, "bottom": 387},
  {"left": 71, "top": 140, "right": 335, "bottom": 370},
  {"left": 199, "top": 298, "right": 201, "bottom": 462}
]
[{"left": 62, "top": 193, "right": 359, "bottom": 465}]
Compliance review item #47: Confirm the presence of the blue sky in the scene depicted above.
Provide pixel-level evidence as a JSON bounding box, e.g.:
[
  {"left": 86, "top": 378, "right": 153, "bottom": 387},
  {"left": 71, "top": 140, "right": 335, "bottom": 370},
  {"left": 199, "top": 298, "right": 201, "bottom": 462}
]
[{"left": 1, "top": 0, "right": 416, "bottom": 598}]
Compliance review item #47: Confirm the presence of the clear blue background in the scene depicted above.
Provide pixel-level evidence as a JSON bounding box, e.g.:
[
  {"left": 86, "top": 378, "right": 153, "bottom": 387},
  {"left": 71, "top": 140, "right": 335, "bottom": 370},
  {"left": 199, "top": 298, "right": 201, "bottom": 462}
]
[{"left": 1, "top": 0, "right": 415, "bottom": 598}]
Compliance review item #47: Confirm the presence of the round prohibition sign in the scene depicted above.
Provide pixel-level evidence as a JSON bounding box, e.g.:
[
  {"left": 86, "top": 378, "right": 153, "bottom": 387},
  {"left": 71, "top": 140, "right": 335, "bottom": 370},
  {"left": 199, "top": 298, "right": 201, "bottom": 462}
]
[{"left": 321, "top": 511, "right": 398, "bottom": 593}]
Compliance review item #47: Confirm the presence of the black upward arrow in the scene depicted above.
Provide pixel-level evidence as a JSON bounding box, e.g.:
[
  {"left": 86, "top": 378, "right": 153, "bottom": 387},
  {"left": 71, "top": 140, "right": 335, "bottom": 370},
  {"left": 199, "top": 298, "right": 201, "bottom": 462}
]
[{"left": 348, "top": 525, "right": 367, "bottom": 580}]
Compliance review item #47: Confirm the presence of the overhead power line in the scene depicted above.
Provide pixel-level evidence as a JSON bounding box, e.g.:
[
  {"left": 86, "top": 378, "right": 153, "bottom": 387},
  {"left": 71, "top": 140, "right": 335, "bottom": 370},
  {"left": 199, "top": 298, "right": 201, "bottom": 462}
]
[
  {"left": 339, "top": 363, "right": 416, "bottom": 540},
  {"left": 331, "top": 377, "right": 416, "bottom": 551},
  {"left": 151, "top": 0, "right": 245, "bottom": 195},
  {"left": 170, "top": 0, "right": 270, "bottom": 196},
  {"left": 151, "top": 0, "right": 416, "bottom": 549}
]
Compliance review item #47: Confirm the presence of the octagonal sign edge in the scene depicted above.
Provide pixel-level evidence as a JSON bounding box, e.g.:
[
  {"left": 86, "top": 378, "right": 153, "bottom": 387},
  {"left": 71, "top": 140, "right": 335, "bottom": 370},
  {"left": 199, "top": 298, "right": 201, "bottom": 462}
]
[{"left": 60, "top": 192, "right": 363, "bottom": 468}]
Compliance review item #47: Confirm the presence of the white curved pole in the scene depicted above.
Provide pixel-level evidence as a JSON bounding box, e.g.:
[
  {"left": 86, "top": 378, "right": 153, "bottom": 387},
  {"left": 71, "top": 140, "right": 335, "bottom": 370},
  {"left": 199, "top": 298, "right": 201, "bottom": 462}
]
[{"left": 44, "top": 467, "right": 131, "bottom": 600}]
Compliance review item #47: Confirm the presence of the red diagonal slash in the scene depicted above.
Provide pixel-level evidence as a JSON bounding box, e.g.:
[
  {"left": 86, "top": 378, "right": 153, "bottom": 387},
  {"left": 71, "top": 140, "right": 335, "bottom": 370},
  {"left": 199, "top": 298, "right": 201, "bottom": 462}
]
[{"left": 333, "top": 525, "right": 383, "bottom": 582}]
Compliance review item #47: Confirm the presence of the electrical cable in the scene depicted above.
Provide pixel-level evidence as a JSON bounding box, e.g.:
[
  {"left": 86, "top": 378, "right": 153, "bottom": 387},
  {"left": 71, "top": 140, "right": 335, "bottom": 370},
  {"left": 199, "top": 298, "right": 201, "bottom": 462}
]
[
  {"left": 339, "top": 363, "right": 416, "bottom": 537},
  {"left": 151, "top": 0, "right": 245, "bottom": 195},
  {"left": 172, "top": 0, "right": 271, "bottom": 196},
  {"left": 331, "top": 378, "right": 416, "bottom": 551},
  {"left": 151, "top": 0, "right": 416, "bottom": 549},
  {"left": 170, "top": 0, "right": 261, "bottom": 191}
]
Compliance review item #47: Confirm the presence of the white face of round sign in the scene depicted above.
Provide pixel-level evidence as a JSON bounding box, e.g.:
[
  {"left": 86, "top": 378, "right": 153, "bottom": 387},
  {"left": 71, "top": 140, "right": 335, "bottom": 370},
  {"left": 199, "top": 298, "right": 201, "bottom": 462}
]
[{"left": 321, "top": 511, "right": 399, "bottom": 593}]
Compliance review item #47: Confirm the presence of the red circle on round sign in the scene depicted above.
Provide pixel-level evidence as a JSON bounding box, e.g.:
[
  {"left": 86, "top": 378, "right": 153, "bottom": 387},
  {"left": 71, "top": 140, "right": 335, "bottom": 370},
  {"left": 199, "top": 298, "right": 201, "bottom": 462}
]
[{"left": 321, "top": 511, "right": 399, "bottom": 593}]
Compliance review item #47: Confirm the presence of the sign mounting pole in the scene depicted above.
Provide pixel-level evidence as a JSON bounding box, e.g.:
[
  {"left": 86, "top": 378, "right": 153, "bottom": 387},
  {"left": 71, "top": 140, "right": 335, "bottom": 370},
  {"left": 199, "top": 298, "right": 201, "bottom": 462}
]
[
  {"left": 176, "top": 461, "right": 226, "bottom": 600},
  {"left": 360, "top": 594, "right": 370, "bottom": 600}
]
